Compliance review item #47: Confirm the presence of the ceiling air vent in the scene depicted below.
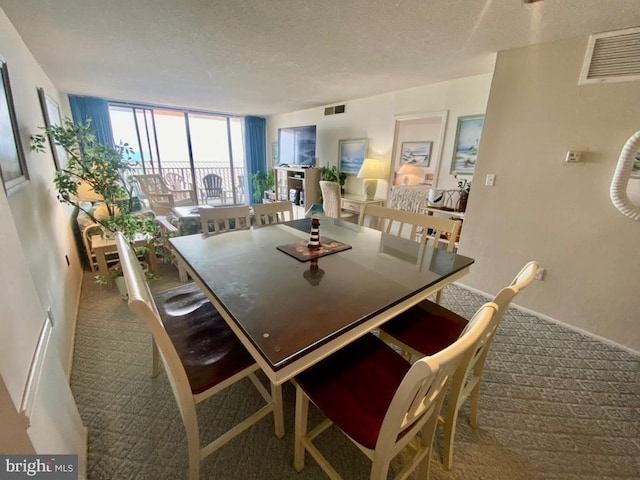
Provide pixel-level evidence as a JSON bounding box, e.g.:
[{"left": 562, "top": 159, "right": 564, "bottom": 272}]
[{"left": 579, "top": 26, "right": 640, "bottom": 85}]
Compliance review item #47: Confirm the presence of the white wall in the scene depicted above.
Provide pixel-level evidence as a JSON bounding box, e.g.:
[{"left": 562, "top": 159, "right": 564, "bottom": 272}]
[
  {"left": 0, "top": 8, "right": 82, "bottom": 377},
  {"left": 459, "top": 36, "right": 640, "bottom": 351},
  {"left": 267, "top": 73, "right": 494, "bottom": 199},
  {"left": 0, "top": 7, "right": 85, "bottom": 457}
]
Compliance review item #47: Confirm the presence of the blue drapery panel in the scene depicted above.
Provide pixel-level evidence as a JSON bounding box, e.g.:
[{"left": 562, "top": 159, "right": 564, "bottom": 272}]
[
  {"left": 244, "top": 116, "right": 267, "bottom": 203},
  {"left": 68, "top": 95, "right": 114, "bottom": 147}
]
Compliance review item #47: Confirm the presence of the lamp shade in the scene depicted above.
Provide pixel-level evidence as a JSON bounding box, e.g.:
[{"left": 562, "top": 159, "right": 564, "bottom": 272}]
[
  {"left": 75, "top": 180, "right": 104, "bottom": 202},
  {"left": 357, "top": 158, "right": 387, "bottom": 180}
]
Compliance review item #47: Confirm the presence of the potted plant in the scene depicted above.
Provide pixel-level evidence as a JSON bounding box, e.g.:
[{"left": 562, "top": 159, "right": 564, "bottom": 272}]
[
  {"left": 320, "top": 165, "right": 347, "bottom": 193},
  {"left": 31, "top": 118, "right": 170, "bottom": 288},
  {"left": 250, "top": 169, "right": 275, "bottom": 202}
]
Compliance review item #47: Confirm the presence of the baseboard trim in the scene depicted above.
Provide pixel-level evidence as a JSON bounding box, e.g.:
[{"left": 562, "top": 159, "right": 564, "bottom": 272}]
[
  {"left": 454, "top": 281, "right": 640, "bottom": 356},
  {"left": 66, "top": 269, "right": 86, "bottom": 380}
]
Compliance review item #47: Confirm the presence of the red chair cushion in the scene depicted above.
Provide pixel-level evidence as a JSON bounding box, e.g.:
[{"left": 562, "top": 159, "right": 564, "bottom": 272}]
[
  {"left": 295, "top": 334, "right": 411, "bottom": 450},
  {"left": 154, "top": 283, "right": 255, "bottom": 395},
  {"left": 380, "top": 300, "right": 468, "bottom": 356}
]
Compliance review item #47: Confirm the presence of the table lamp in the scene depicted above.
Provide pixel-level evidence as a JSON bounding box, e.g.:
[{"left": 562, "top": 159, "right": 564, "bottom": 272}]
[
  {"left": 75, "top": 180, "right": 121, "bottom": 220},
  {"left": 357, "top": 158, "right": 387, "bottom": 200},
  {"left": 397, "top": 164, "right": 423, "bottom": 185}
]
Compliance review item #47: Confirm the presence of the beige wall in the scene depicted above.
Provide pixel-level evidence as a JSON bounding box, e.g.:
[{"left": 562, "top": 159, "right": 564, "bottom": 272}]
[
  {"left": 460, "top": 36, "right": 640, "bottom": 351},
  {"left": 0, "top": 8, "right": 85, "bottom": 455},
  {"left": 267, "top": 73, "right": 494, "bottom": 199},
  {"left": 0, "top": 8, "right": 83, "bottom": 376}
]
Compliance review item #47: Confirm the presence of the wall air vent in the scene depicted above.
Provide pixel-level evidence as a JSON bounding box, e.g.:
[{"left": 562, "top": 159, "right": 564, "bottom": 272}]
[
  {"left": 324, "top": 104, "right": 346, "bottom": 116},
  {"left": 579, "top": 26, "right": 640, "bottom": 85}
]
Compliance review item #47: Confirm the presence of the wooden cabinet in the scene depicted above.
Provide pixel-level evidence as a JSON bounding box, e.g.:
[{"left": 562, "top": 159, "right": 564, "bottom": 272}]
[{"left": 274, "top": 167, "right": 320, "bottom": 217}]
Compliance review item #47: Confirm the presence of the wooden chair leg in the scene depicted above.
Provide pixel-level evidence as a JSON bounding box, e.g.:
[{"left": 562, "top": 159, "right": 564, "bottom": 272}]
[
  {"left": 469, "top": 382, "right": 481, "bottom": 428},
  {"left": 151, "top": 338, "right": 160, "bottom": 378},
  {"left": 294, "top": 385, "right": 309, "bottom": 472},
  {"left": 434, "top": 288, "right": 443, "bottom": 304},
  {"left": 442, "top": 399, "right": 460, "bottom": 471},
  {"left": 178, "top": 259, "right": 189, "bottom": 282}
]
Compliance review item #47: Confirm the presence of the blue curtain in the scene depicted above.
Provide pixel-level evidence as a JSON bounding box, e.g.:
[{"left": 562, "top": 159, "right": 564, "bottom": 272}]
[
  {"left": 68, "top": 95, "right": 114, "bottom": 147},
  {"left": 244, "top": 116, "right": 267, "bottom": 203}
]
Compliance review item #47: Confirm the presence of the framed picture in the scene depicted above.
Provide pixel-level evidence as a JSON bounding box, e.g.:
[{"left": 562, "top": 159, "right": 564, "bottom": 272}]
[
  {"left": 271, "top": 142, "right": 278, "bottom": 164},
  {"left": 338, "top": 138, "right": 368, "bottom": 175},
  {"left": 38, "top": 87, "right": 66, "bottom": 170},
  {"left": 400, "top": 141, "right": 432, "bottom": 166},
  {"left": 450, "top": 114, "right": 485, "bottom": 175},
  {"left": 0, "top": 59, "right": 29, "bottom": 195}
]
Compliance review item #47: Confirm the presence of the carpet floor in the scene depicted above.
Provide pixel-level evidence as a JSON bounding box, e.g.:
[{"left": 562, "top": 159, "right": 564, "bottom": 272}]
[{"left": 70, "top": 263, "right": 640, "bottom": 479}]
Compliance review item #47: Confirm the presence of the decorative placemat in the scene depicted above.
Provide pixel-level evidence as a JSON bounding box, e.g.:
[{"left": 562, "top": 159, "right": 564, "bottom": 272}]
[{"left": 277, "top": 236, "right": 352, "bottom": 262}]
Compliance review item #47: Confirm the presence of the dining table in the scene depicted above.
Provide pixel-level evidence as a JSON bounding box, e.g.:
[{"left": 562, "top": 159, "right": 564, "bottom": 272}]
[{"left": 169, "top": 217, "right": 474, "bottom": 385}]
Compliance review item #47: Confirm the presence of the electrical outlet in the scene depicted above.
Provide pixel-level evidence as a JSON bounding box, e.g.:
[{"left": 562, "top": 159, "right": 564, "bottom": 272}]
[
  {"left": 564, "top": 151, "right": 582, "bottom": 163},
  {"left": 535, "top": 268, "right": 546, "bottom": 280},
  {"left": 485, "top": 174, "right": 496, "bottom": 186}
]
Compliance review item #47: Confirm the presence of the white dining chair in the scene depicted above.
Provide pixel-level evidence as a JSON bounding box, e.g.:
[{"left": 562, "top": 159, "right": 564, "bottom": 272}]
[
  {"left": 252, "top": 201, "right": 294, "bottom": 225},
  {"left": 379, "top": 261, "right": 539, "bottom": 470},
  {"left": 115, "top": 232, "right": 284, "bottom": 480},
  {"left": 359, "top": 203, "right": 461, "bottom": 251},
  {"left": 360, "top": 203, "right": 462, "bottom": 303},
  {"left": 293, "top": 302, "right": 498, "bottom": 480},
  {"left": 199, "top": 205, "right": 251, "bottom": 234}
]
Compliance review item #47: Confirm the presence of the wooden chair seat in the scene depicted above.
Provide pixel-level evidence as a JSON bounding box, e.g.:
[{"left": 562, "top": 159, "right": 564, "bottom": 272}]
[
  {"left": 154, "top": 283, "right": 255, "bottom": 395},
  {"left": 296, "top": 333, "right": 411, "bottom": 450},
  {"left": 380, "top": 300, "right": 468, "bottom": 357}
]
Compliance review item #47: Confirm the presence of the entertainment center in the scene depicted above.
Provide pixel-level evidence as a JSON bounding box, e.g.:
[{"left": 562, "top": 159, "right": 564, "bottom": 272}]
[{"left": 272, "top": 166, "right": 320, "bottom": 218}]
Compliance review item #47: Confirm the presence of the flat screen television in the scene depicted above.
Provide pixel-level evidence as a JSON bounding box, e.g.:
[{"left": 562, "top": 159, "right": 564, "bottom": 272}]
[{"left": 278, "top": 125, "right": 316, "bottom": 167}]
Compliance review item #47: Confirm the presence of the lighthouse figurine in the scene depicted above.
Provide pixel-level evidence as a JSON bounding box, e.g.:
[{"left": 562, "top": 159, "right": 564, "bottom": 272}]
[{"left": 308, "top": 217, "right": 320, "bottom": 249}]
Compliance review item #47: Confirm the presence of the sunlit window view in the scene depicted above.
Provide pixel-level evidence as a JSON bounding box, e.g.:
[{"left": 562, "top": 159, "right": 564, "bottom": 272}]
[{"left": 109, "top": 105, "right": 246, "bottom": 205}]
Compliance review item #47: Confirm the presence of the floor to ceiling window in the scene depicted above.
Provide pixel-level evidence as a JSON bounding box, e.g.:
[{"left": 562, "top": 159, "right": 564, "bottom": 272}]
[{"left": 109, "top": 104, "right": 246, "bottom": 205}]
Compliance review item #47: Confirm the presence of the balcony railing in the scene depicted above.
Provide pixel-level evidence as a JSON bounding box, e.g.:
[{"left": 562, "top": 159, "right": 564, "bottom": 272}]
[{"left": 130, "top": 163, "right": 247, "bottom": 206}]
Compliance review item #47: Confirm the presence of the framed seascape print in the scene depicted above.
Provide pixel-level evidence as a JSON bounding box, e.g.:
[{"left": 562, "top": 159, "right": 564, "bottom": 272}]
[
  {"left": 338, "top": 138, "right": 368, "bottom": 174},
  {"left": 450, "top": 114, "right": 485, "bottom": 175},
  {"left": 400, "top": 141, "right": 432, "bottom": 166},
  {"left": 38, "top": 87, "right": 67, "bottom": 170},
  {"left": 0, "top": 58, "right": 29, "bottom": 195}
]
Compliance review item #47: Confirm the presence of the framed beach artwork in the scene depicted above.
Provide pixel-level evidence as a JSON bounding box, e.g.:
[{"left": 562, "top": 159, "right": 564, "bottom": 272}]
[
  {"left": 38, "top": 87, "right": 67, "bottom": 170},
  {"left": 0, "top": 58, "right": 29, "bottom": 195},
  {"left": 400, "top": 141, "right": 432, "bottom": 166},
  {"left": 450, "top": 114, "right": 485, "bottom": 175},
  {"left": 339, "top": 138, "right": 368, "bottom": 174}
]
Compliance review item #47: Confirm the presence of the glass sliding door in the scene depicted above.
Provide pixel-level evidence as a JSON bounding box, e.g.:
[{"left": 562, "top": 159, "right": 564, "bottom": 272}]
[{"left": 108, "top": 104, "right": 246, "bottom": 206}]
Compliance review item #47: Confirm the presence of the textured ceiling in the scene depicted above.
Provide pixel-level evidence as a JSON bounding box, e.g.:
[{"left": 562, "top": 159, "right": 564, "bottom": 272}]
[{"left": 1, "top": 0, "right": 639, "bottom": 116}]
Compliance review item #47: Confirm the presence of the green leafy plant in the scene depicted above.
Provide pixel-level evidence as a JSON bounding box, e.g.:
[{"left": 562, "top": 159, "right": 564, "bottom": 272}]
[
  {"left": 31, "top": 118, "right": 171, "bottom": 283},
  {"left": 250, "top": 169, "right": 275, "bottom": 202},
  {"left": 320, "top": 165, "right": 347, "bottom": 189}
]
